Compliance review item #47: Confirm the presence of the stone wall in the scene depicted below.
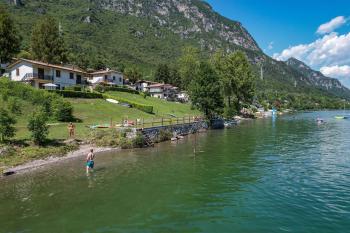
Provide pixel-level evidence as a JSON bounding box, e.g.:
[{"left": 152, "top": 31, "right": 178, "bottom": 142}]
[{"left": 141, "top": 120, "right": 208, "bottom": 142}]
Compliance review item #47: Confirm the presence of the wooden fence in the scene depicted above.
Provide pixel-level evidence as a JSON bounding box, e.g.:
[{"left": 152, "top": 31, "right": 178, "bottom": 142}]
[{"left": 120, "top": 116, "right": 203, "bottom": 129}]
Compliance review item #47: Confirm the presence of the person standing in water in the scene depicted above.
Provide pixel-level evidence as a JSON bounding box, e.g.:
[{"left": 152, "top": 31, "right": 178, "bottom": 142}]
[{"left": 86, "top": 149, "right": 95, "bottom": 174}]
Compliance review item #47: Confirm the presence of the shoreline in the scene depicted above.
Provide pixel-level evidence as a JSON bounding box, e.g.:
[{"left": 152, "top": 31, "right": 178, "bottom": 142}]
[{"left": 2, "top": 144, "right": 121, "bottom": 176}]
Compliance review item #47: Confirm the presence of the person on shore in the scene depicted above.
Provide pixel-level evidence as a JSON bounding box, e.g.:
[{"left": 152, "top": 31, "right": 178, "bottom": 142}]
[
  {"left": 86, "top": 149, "right": 95, "bottom": 174},
  {"left": 68, "top": 122, "right": 75, "bottom": 138}
]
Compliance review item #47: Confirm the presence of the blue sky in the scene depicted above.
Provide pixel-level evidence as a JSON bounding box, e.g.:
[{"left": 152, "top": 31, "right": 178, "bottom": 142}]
[{"left": 205, "top": 0, "right": 350, "bottom": 87}]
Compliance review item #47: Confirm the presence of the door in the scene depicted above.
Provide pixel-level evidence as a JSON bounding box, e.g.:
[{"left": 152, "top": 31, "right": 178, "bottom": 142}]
[
  {"left": 38, "top": 68, "right": 44, "bottom": 79},
  {"left": 76, "top": 75, "right": 82, "bottom": 84}
]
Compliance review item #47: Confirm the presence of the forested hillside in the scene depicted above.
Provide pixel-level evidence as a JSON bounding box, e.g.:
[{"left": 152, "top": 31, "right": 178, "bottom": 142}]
[{"left": 3, "top": 0, "right": 350, "bottom": 100}]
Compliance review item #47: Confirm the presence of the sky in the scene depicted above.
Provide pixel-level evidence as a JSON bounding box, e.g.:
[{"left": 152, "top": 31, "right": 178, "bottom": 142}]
[{"left": 205, "top": 0, "right": 350, "bottom": 87}]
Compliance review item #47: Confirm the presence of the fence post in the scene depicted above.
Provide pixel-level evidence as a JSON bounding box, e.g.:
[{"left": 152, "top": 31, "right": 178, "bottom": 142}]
[
  {"left": 152, "top": 118, "right": 154, "bottom": 127},
  {"left": 142, "top": 118, "right": 144, "bottom": 128},
  {"left": 161, "top": 118, "right": 164, "bottom": 126}
]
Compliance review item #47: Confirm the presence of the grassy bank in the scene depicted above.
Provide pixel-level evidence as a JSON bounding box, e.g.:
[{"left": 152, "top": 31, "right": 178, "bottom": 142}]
[{"left": 0, "top": 85, "right": 200, "bottom": 172}]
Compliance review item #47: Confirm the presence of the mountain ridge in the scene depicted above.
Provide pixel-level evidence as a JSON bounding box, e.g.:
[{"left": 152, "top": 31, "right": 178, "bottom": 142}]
[{"left": 3, "top": 0, "right": 350, "bottom": 99}]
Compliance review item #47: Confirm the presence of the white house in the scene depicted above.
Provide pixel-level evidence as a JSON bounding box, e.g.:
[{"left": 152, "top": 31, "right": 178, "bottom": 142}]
[
  {"left": 88, "top": 69, "right": 123, "bottom": 86},
  {"left": 7, "top": 58, "right": 87, "bottom": 89},
  {"left": 176, "top": 91, "right": 189, "bottom": 102},
  {"left": 146, "top": 83, "right": 179, "bottom": 100},
  {"left": 135, "top": 80, "right": 158, "bottom": 92}
]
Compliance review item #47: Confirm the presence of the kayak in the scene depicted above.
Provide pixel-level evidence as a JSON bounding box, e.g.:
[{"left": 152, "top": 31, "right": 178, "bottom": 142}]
[{"left": 335, "top": 116, "right": 348, "bottom": 119}]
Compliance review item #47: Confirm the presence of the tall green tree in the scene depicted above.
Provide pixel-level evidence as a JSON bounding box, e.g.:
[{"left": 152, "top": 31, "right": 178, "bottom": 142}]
[
  {"left": 124, "top": 67, "right": 142, "bottom": 84},
  {"left": 178, "top": 47, "right": 201, "bottom": 90},
  {"left": 169, "top": 67, "right": 182, "bottom": 87},
  {"left": 0, "top": 5, "right": 21, "bottom": 64},
  {"left": 30, "top": 16, "right": 67, "bottom": 64},
  {"left": 188, "top": 61, "right": 224, "bottom": 120},
  {"left": 0, "top": 108, "right": 16, "bottom": 143},
  {"left": 213, "top": 51, "right": 256, "bottom": 115},
  {"left": 154, "top": 64, "right": 170, "bottom": 83}
]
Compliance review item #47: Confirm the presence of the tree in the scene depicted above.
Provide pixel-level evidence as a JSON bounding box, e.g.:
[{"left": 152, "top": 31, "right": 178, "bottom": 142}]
[
  {"left": 27, "top": 110, "right": 49, "bottom": 145},
  {"left": 7, "top": 97, "right": 22, "bottom": 115},
  {"left": 169, "top": 67, "right": 182, "bottom": 87},
  {"left": 30, "top": 16, "right": 68, "bottom": 64},
  {"left": 124, "top": 67, "right": 142, "bottom": 84},
  {"left": 154, "top": 64, "right": 170, "bottom": 83},
  {"left": 213, "top": 51, "right": 256, "bottom": 115},
  {"left": 0, "top": 108, "right": 16, "bottom": 143},
  {"left": 52, "top": 100, "right": 73, "bottom": 122},
  {"left": 188, "top": 62, "right": 224, "bottom": 120},
  {"left": 178, "top": 47, "right": 201, "bottom": 90},
  {"left": 0, "top": 5, "right": 21, "bottom": 64}
]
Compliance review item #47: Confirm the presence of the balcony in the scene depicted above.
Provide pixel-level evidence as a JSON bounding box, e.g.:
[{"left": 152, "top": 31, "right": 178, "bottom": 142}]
[{"left": 22, "top": 73, "right": 54, "bottom": 82}]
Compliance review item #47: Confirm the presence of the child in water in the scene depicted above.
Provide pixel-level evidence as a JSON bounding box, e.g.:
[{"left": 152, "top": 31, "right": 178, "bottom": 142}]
[{"left": 86, "top": 149, "right": 95, "bottom": 174}]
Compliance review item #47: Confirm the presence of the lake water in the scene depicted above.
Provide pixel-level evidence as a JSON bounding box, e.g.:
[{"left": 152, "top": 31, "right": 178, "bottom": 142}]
[{"left": 1, "top": 111, "right": 350, "bottom": 233}]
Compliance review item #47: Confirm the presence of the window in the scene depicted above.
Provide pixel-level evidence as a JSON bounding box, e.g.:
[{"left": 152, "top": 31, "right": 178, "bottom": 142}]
[
  {"left": 69, "top": 73, "right": 74, "bottom": 79},
  {"left": 119, "top": 77, "right": 122, "bottom": 83},
  {"left": 113, "top": 76, "right": 116, "bottom": 81},
  {"left": 16, "top": 68, "right": 19, "bottom": 76},
  {"left": 56, "top": 70, "right": 61, "bottom": 78},
  {"left": 104, "top": 75, "right": 108, "bottom": 81}
]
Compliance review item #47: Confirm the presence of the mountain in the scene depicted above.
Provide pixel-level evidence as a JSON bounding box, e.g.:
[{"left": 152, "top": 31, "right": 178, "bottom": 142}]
[
  {"left": 3, "top": 0, "right": 350, "bottom": 99},
  {"left": 285, "top": 57, "right": 350, "bottom": 99}
]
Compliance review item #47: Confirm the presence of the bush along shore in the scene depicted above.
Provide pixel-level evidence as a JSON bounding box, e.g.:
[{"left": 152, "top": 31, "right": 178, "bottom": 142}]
[{"left": 1, "top": 121, "right": 208, "bottom": 176}]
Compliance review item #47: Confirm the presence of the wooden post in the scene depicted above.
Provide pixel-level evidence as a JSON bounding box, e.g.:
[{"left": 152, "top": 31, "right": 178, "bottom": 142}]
[
  {"left": 161, "top": 118, "right": 164, "bottom": 126},
  {"left": 142, "top": 118, "right": 144, "bottom": 128},
  {"left": 152, "top": 118, "right": 154, "bottom": 127}
]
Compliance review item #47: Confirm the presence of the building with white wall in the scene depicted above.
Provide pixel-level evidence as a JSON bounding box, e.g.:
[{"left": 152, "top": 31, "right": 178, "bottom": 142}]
[
  {"left": 7, "top": 58, "right": 87, "bottom": 89},
  {"left": 145, "top": 83, "right": 179, "bottom": 100},
  {"left": 88, "top": 69, "right": 123, "bottom": 86}
]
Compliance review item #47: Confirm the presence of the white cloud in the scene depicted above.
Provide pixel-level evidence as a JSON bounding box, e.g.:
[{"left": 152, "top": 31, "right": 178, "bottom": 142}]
[
  {"left": 320, "top": 65, "right": 350, "bottom": 79},
  {"left": 317, "top": 16, "right": 347, "bottom": 34},
  {"left": 273, "top": 32, "right": 350, "bottom": 67}
]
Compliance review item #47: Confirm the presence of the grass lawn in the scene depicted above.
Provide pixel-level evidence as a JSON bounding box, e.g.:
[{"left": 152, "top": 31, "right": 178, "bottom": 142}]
[
  {"left": 106, "top": 91, "right": 200, "bottom": 117},
  {"left": 13, "top": 96, "right": 201, "bottom": 141}
]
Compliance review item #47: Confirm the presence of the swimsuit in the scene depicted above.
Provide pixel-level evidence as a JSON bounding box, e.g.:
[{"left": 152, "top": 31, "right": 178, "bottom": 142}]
[{"left": 86, "top": 160, "right": 94, "bottom": 169}]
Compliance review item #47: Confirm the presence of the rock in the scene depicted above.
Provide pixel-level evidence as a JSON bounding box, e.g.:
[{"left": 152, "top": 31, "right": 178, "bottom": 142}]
[{"left": 3, "top": 171, "right": 16, "bottom": 177}]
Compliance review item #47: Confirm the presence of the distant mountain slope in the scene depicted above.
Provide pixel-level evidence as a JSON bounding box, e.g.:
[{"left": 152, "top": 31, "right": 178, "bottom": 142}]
[
  {"left": 285, "top": 57, "right": 350, "bottom": 99},
  {"left": 3, "top": 0, "right": 350, "bottom": 99}
]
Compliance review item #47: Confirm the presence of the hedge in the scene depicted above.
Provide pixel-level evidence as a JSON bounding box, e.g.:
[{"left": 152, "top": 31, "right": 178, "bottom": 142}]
[
  {"left": 103, "top": 94, "right": 153, "bottom": 114},
  {"left": 49, "top": 90, "right": 103, "bottom": 99},
  {"left": 102, "top": 86, "right": 140, "bottom": 95}
]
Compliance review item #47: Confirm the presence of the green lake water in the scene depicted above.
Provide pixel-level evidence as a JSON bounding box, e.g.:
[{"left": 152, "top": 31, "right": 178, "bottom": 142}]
[{"left": 1, "top": 111, "right": 350, "bottom": 233}]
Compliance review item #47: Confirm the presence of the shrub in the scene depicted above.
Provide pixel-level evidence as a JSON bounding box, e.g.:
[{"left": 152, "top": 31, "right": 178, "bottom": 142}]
[
  {"left": 133, "top": 132, "right": 145, "bottom": 148},
  {"left": 7, "top": 97, "right": 22, "bottom": 115},
  {"left": 0, "top": 108, "right": 16, "bottom": 143},
  {"left": 106, "top": 87, "right": 139, "bottom": 95},
  {"left": 65, "top": 85, "right": 83, "bottom": 92},
  {"left": 158, "top": 129, "right": 172, "bottom": 142},
  {"left": 52, "top": 100, "right": 74, "bottom": 122},
  {"left": 103, "top": 94, "right": 153, "bottom": 114},
  {"left": 120, "top": 138, "right": 133, "bottom": 149},
  {"left": 49, "top": 90, "right": 103, "bottom": 99},
  {"left": 27, "top": 110, "right": 49, "bottom": 145},
  {"left": 89, "top": 129, "right": 120, "bottom": 147}
]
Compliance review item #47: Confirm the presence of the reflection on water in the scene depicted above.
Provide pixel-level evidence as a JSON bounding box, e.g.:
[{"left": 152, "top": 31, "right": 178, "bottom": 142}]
[{"left": 1, "top": 111, "right": 350, "bottom": 233}]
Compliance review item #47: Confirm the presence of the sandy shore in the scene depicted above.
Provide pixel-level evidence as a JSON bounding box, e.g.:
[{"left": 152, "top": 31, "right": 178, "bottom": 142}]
[{"left": 3, "top": 145, "right": 120, "bottom": 176}]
